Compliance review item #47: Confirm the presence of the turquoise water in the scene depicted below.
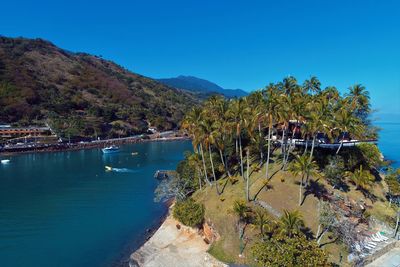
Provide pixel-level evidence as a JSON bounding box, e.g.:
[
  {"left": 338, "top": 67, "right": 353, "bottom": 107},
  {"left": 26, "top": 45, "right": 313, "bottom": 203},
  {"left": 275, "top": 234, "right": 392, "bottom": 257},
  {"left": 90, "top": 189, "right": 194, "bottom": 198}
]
[
  {"left": 376, "top": 114, "right": 400, "bottom": 168},
  {"left": 0, "top": 141, "right": 192, "bottom": 267}
]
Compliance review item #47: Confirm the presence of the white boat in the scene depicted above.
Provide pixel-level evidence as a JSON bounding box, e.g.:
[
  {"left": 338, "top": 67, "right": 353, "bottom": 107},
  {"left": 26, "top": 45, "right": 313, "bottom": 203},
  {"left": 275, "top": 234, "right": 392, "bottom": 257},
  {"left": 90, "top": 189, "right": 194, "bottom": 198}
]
[
  {"left": 105, "top": 166, "right": 113, "bottom": 171},
  {"left": 1, "top": 159, "right": 10, "bottom": 164},
  {"left": 101, "top": 145, "right": 120, "bottom": 154}
]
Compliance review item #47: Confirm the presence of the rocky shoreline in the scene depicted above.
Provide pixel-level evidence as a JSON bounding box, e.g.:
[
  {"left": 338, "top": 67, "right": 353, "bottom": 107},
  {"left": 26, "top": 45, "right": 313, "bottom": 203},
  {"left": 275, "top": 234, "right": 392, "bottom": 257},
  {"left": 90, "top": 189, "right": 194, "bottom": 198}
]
[{"left": 130, "top": 210, "right": 227, "bottom": 267}]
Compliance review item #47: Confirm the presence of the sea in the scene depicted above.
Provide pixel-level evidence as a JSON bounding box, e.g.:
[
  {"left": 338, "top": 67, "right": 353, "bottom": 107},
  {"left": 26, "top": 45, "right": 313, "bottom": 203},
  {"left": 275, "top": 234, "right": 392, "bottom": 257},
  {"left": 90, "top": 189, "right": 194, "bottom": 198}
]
[
  {"left": 0, "top": 115, "right": 399, "bottom": 267},
  {"left": 375, "top": 114, "right": 400, "bottom": 168},
  {"left": 0, "top": 141, "right": 192, "bottom": 267}
]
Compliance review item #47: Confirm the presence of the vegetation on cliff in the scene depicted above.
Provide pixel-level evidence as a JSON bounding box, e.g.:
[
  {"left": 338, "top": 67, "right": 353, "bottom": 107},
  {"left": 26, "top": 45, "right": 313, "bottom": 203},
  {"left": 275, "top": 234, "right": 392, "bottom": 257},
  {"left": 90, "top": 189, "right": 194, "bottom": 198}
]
[{"left": 172, "top": 76, "right": 400, "bottom": 265}]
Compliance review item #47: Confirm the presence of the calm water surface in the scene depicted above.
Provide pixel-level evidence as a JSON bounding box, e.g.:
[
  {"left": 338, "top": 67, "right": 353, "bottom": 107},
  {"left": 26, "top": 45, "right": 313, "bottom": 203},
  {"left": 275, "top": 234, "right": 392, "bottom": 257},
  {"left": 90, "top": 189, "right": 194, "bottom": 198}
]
[
  {"left": 0, "top": 117, "right": 399, "bottom": 267},
  {"left": 0, "top": 141, "right": 192, "bottom": 267},
  {"left": 376, "top": 114, "right": 400, "bottom": 168}
]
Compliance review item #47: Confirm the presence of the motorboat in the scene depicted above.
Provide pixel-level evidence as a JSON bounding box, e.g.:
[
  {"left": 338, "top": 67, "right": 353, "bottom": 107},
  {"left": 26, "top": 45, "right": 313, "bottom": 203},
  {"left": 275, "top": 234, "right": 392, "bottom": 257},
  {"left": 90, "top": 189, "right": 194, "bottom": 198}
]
[
  {"left": 1, "top": 159, "right": 10, "bottom": 164},
  {"left": 105, "top": 166, "right": 113, "bottom": 171},
  {"left": 101, "top": 145, "right": 120, "bottom": 154}
]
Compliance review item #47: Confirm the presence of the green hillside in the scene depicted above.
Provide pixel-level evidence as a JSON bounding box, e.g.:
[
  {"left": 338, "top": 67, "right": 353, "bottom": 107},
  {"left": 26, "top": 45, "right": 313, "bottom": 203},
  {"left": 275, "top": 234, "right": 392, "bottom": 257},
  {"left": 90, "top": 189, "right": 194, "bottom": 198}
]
[{"left": 0, "top": 37, "right": 199, "bottom": 138}]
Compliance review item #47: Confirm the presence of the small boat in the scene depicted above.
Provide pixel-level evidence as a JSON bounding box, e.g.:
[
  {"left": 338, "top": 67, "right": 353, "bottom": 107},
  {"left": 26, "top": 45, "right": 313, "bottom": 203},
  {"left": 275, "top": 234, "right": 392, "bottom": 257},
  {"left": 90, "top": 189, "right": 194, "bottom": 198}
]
[
  {"left": 105, "top": 166, "right": 113, "bottom": 171},
  {"left": 131, "top": 152, "right": 139, "bottom": 156},
  {"left": 1, "top": 159, "right": 10, "bottom": 164},
  {"left": 102, "top": 145, "right": 120, "bottom": 154}
]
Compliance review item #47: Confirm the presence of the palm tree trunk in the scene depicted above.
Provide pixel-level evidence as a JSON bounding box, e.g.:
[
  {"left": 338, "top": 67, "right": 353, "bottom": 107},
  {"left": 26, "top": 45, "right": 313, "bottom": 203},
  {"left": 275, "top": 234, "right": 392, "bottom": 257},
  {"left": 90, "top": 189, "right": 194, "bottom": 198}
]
[
  {"left": 200, "top": 143, "right": 211, "bottom": 186},
  {"left": 219, "top": 149, "right": 231, "bottom": 178},
  {"left": 281, "top": 127, "right": 286, "bottom": 155},
  {"left": 394, "top": 211, "right": 400, "bottom": 238},
  {"left": 246, "top": 149, "right": 250, "bottom": 202},
  {"left": 209, "top": 144, "right": 221, "bottom": 195},
  {"left": 283, "top": 130, "right": 296, "bottom": 171},
  {"left": 299, "top": 175, "right": 304, "bottom": 206},
  {"left": 317, "top": 228, "right": 328, "bottom": 245},
  {"left": 309, "top": 134, "right": 316, "bottom": 163},
  {"left": 336, "top": 139, "right": 344, "bottom": 154},
  {"left": 258, "top": 122, "right": 263, "bottom": 163},
  {"left": 316, "top": 224, "right": 321, "bottom": 239},
  {"left": 265, "top": 125, "right": 272, "bottom": 181},
  {"left": 304, "top": 135, "right": 309, "bottom": 155},
  {"left": 239, "top": 135, "right": 244, "bottom": 180},
  {"left": 235, "top": 137, "right": 239, "bottom": 156}
]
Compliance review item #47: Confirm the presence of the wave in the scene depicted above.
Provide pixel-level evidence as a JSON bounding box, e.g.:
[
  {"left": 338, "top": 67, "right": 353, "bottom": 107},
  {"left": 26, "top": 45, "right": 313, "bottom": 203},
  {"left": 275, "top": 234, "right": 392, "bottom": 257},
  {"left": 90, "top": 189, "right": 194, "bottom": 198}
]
[{"left": 111, "top": 168, "right": 137, "bottom": 173}]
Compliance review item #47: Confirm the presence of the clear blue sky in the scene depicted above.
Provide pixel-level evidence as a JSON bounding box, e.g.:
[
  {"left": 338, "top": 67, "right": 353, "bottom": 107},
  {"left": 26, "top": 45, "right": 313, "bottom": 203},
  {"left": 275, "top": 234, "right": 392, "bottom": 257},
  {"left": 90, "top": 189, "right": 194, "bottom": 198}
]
[{"left": 1, "top": 0, "right": 399, "bottom": 114}]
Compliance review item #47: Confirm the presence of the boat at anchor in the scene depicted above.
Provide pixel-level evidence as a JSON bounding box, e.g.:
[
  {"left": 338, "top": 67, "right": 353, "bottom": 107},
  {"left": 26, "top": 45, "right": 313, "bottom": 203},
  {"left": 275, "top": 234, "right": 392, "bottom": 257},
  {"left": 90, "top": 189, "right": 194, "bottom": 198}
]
[{"left": 101, "top": 145, "right": 120, "bottom": 154}]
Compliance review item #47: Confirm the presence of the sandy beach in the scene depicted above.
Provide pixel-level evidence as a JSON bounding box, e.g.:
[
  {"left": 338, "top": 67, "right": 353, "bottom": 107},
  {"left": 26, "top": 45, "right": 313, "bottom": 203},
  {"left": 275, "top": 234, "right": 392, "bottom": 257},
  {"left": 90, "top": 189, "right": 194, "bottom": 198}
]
[{"left": 130, "top": 213, "right": 227, "bottom": 267}]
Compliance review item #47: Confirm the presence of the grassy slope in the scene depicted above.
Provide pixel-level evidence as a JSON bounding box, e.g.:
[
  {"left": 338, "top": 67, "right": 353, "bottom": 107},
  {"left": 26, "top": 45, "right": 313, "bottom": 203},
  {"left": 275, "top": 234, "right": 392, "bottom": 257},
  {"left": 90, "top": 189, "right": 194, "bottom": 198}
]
[{"left": 193, "top": 158, "right": 396, "bottom": 266}]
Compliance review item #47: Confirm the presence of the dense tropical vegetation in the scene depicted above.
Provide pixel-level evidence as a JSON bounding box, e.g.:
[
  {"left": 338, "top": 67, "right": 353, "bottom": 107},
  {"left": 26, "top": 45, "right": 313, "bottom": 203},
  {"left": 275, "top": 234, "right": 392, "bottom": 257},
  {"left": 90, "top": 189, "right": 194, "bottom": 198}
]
[
  {"left": 172, "top": 76, "right": 400, "bottom": 265},
  {"left": 0, "top": 37, "right": 199, "bottom": 139}
]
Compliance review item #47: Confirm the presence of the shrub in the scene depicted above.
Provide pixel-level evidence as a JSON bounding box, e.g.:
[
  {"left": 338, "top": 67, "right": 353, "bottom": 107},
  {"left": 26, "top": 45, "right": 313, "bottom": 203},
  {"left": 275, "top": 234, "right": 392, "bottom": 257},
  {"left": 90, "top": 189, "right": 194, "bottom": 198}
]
[
  {"left": 251, "top": 234, "right": 329, "bottom": 267},
  {"left": 173, "top": 198, "right": 204, "bottom": 227}
]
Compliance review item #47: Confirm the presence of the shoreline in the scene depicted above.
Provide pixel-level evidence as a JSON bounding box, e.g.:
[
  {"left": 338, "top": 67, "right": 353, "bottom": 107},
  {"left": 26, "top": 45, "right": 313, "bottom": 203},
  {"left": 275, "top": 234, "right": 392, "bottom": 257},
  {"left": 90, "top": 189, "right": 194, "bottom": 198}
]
[
  {"left": 111, "top": 199, "right": 174, "bottom": 267},
  {"left": 0, "top": 133, "right": 190, "bottom": 157},
  {"left": 129, "top": 207, "right": 227, "bottom": 267}
]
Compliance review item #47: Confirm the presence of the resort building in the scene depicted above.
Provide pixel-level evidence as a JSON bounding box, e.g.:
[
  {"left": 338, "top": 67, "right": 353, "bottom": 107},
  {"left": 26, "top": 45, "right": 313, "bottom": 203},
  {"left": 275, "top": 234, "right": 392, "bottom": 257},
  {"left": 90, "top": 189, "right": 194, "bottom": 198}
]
[{"left": 0, "top": 126, "right": 52, "bottom": 138}]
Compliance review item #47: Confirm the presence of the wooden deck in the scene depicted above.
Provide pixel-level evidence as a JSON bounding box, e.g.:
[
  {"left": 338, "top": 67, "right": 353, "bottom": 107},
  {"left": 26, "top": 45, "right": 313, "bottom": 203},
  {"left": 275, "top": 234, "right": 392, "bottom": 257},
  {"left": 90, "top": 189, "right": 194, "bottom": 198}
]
[{"left": 280, "top": 139, "right": 377, "bottom": 149}]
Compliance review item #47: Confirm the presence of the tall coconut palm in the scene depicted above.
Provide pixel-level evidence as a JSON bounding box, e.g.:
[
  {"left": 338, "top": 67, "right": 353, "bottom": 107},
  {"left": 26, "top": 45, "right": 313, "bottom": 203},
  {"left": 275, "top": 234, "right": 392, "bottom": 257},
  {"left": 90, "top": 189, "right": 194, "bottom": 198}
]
[
  {"left": 243, "top": 109, "right": 259, "bottom": 201},
  {"left": 208, "top": 97, "right": 232, "bottom": 178},
  {"left": 303, "top": 76, "right": 321, "bottom": 95},
  {"left": 186, "top": 152, "right": 204, "bottom": 190},
  {"left": 200, "top": 118, "right": 221, "bottom": 195},
  {"left": 346, "top": 84, "right": 371, "bottom": 125},
  {"left": 332, "top": 105, "right": 364, "bottom": 154},
  {"left": 181, "top": 107, "right": 211, "bottom": 186},
  {"left": 248, "top": 91, "right": 266, "bottom": 164},
  {"left": 263, "top": 84, "right": 278, "bottom": 182},
  {"left": 305, "top": 95, "right": 332, "bottom": 164},
  {"left": 283, "top": 92, "right": 306, "bottom": 170},
  {"left": 227, "top": 98, "right": 249, "bottom": 180},
  {"left": 278, "top": 210, "right": 304, "bottom": 238},
  {"left": 289, "top": 154, "right": 319, "bottom": 206}
]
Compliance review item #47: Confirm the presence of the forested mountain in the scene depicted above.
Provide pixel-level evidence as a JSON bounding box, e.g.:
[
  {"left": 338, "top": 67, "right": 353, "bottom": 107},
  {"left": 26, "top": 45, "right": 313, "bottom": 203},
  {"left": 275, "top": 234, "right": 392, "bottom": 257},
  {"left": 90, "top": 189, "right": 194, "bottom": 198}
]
[
  {"left": 0, "top": 37, "right": 199, "bottom": 138},
  {"left": 157, "top": 75, "right": 248, "bottom": 98}
]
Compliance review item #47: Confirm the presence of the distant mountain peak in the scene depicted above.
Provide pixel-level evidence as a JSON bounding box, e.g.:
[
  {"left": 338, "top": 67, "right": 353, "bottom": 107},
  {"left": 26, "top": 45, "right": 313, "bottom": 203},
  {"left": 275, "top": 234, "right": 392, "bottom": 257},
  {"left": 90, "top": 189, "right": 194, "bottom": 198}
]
[{"left": 157, "top": 75, "right": 248, "bottom": 98}]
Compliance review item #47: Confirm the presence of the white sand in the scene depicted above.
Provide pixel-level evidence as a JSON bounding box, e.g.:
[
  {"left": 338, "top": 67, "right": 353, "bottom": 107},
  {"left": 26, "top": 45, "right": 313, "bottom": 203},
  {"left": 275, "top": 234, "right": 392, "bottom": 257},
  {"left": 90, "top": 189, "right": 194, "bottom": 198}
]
[{"left": 130, "top": 214, "right": 227, "bottom": 267}]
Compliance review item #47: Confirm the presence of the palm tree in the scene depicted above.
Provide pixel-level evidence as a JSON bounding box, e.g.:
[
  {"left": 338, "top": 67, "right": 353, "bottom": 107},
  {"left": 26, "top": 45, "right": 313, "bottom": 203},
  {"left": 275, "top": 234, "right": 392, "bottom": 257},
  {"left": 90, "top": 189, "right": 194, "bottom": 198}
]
[
  {"left": 332, "top": 105, "right": 364, "bottom": 154},
  {"left": 209, "top": 97, "right": 232, "bottom": 178},
  {"left": 227, "top": 98, "right": 249, "bottom": 180},
  {"left": 232, "top": 200, "right": 250, "bottom": 240},
  {"left": 347, "top": 84, "right": 370, "bottom": 110},
  {"left": 305, "top": 95, "right": 332, "bottom": 164},
  {"left": 278, "top": 210, "right": 304, "bottom": 238},
  {"left": 346, "top": 165, "right": 374, "bottom": 191},
  {"left": 254, "top": 208, "right": 269, "bottom": 236},
  {"left": 181, "top": 107, "right": 211, "bottom": 186},
  {"left": 263, "top": 84, "right": 278, "bottom": 182},
  {"left": 303, "top": 76, "right": 321, "bottom": 95},
  {"left": 289, "top": 154, "right": 319, "bottom": 206},
  {"left": 248, "top": 91, "right": 266, "bottom": 164},
  {"left": 200, "top": 117, "right": 221, "bottom": 195},
  {"left": 186, "top": 152, "right": 204, "bottom": 190}
]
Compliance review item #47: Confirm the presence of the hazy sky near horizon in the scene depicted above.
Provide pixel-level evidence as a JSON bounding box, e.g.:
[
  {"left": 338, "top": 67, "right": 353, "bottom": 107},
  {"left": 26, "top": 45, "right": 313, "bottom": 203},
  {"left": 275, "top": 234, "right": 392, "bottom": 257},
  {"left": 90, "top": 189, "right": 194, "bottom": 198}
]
[{"left": 1, "top": 0, "right": 399, "bottom": 114}]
